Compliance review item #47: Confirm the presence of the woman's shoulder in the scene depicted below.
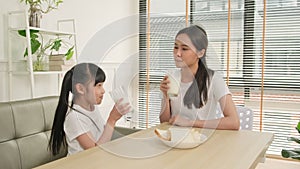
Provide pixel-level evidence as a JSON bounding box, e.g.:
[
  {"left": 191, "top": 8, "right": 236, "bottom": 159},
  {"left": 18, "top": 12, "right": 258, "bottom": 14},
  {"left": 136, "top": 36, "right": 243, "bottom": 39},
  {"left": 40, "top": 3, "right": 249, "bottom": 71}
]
[{"left": 211, "top": 71, "right": 225, "bottom": 81}]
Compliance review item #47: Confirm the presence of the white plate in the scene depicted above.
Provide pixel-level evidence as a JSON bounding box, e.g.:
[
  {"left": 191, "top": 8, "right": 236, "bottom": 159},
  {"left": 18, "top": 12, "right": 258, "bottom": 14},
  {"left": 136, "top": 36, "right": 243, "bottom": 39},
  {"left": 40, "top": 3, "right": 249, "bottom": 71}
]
[{"left": 154, "top": 128, "right": 207, "bottom": 149}]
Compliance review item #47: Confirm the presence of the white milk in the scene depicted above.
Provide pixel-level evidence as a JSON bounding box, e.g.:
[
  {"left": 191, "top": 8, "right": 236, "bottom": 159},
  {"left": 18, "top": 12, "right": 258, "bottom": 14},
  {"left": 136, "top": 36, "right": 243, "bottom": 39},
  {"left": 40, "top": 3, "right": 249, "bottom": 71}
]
[{"left": 167, "top": 69, "right": 181, "bottom": 97}]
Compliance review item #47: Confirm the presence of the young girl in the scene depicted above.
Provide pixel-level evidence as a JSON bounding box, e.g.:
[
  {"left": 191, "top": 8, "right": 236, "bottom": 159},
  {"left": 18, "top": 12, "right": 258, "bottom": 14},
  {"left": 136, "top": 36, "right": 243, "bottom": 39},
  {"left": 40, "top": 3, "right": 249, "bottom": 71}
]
[
  {"left": 159, "top": 25, "right": 240, "bottom": 130},
  {"left": 49, "top": 63, "right": 130, "bottom": 156}
]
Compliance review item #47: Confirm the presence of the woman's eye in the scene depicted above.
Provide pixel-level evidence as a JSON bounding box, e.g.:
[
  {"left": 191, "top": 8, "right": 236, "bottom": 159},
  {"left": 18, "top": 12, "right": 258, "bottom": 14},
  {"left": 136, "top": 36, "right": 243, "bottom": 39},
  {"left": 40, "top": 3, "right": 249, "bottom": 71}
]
[{"left": 174, "top": 46, "right": 178, "bottom": 49}]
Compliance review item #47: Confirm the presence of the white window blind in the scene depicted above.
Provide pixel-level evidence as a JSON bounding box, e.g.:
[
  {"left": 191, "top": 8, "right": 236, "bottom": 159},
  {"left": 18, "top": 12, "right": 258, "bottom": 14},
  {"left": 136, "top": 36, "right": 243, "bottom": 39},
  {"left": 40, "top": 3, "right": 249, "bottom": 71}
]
[{"left": 138, "top": 0, "right": 300, "bottom": 156}]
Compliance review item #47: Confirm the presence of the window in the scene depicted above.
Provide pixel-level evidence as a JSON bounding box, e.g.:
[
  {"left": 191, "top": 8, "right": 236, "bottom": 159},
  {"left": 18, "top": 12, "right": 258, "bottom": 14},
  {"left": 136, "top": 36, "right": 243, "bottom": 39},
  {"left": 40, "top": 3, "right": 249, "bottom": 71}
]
[{"left": 138, "top": 0, "right": 300, "bottom": 156}]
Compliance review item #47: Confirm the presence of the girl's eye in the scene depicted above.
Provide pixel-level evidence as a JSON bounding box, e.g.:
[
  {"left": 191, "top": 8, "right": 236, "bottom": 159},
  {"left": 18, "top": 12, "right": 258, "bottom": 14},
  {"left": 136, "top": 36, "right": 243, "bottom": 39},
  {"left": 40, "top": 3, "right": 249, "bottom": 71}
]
[
  {"left": 96, "top": 83, "right": 103, "bottom": 87},
  {"left": 174, "top": 46, "right": 178, "bottom": 49},
  {"left": 182, "top": 48, "right": 189, "bottom": 51}
]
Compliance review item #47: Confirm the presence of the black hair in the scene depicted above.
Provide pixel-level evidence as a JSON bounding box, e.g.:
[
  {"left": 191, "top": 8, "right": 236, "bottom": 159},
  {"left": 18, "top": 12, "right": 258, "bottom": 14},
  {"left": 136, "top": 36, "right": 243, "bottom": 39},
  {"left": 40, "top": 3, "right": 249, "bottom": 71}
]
[
  {"left": 48, "top": 63, "right": 106, "bottom": 156},
  {"left": 176, "top": 25, "right": 214, "bottom": 108}
]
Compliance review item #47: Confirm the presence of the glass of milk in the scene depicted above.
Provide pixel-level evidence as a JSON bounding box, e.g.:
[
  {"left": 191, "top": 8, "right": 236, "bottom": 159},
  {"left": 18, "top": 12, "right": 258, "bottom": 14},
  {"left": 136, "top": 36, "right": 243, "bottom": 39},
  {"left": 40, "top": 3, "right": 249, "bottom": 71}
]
[
  {"left": 109, "top": 86, "right": 133, "bottom": 121},
  {"left": 166, "top": 69, "right": 181, "bottom": 97}
]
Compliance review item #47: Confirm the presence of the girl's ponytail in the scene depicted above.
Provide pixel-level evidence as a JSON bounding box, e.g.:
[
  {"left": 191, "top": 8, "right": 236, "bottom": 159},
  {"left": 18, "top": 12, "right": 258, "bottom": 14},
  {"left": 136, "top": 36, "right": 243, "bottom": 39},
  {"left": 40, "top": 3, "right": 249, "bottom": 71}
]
[{"left": 49, "top": 68, "right": 73, "bottom": 156}]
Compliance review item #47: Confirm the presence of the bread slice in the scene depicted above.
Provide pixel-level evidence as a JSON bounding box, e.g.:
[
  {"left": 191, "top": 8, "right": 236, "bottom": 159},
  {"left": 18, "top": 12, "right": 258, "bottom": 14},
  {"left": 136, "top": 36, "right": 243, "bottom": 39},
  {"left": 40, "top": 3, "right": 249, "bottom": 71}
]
[{"left": 154, "top": 128, "right": 171, "bottom": 141}]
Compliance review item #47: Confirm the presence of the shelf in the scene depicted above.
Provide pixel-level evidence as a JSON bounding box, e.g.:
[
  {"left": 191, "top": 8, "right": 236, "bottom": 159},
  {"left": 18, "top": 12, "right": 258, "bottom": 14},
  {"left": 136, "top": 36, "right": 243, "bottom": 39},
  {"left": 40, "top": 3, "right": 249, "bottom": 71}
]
[
  {"left": 10, "top": 71, "right": 66, "bottom": 75},
  {"left": 8, "top": 10, "right": 77, "bottom": 100},
  {"left": 9, "top": 26, "right": 75, "bottom": 36},
  {"left": 33, "top": 71, "right": 66, "bottom": 75}
]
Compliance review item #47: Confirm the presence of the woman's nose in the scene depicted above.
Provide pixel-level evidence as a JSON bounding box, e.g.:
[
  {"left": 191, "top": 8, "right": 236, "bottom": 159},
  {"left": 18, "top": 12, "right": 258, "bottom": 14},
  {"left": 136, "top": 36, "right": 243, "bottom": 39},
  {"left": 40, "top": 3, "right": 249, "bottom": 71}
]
[{"left": 175, "top": 49, "right": 181, "bottom": 57}]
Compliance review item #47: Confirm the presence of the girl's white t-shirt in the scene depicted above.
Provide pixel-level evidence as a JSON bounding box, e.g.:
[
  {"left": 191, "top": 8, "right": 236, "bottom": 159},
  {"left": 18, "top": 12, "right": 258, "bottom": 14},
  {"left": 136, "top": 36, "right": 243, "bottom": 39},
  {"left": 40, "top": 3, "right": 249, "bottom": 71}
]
[
  {"left": 64, "top": 104, "right": 105, "bottom": 155},
  {"left": 170, "top": 72, "right": 231, "bottom": 120}
]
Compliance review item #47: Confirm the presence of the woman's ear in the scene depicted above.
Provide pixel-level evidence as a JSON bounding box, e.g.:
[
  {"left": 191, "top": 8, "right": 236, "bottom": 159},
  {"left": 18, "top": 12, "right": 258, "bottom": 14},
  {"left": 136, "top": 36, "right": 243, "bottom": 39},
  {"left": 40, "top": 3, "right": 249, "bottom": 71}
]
[
  {"left": 197, "top": 49, "right": 206, "bottom": 58},
  {"left": 75, "top": 83, "right": 85, "bottom": 95}
]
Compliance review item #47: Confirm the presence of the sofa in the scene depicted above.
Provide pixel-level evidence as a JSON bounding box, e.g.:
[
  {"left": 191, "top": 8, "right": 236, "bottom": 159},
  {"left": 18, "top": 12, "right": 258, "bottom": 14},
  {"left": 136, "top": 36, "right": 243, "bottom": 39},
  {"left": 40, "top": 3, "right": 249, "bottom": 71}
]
[
  {"left": 0, "top": 96, "right": 67, "bottom": 169},
  {"left": 0, "top": 96, "right": 141, "bottom": 169}
]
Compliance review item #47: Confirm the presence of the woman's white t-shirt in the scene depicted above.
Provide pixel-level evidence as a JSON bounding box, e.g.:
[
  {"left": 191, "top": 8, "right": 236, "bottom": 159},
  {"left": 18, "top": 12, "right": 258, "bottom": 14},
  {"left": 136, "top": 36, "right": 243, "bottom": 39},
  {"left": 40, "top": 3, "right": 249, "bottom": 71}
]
[
  {"left": 170, "top": 72, "right": 231, "bottom": 120},
  {"left": 64, "top": 104, "right": 105, "bottom": 155}
]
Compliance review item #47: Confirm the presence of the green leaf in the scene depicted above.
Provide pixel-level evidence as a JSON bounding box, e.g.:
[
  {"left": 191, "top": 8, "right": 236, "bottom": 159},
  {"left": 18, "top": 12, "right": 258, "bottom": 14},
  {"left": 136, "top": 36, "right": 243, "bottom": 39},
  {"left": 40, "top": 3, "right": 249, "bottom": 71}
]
[
  {"left": 50, "top": 39, "right": 62, "bottom": 51},
  {"left": 18, "top": 29, "right": 39, "bottom": 37},
  {"left": 287, "top": 137, "right": 300, "bottom": 144},
  {"left": 24, "top": 38, "right": 41, "bottom": 57},
  {"left": 65, "top": 46, "right": 74, "bottom": 60},
  {"left": 296, "top": 121, "right": 300, "bottom": 133},
  {"left": 56, "top": 0, "right": 63, "bottom": 6},
  {"left": 18, "top": 29, "right": 41, "bottom": 57},
  {"left": 18, "top": 30, "right": 26, "bottom": 37},
  {"left": 31, "top": 33, "right": 39, "bottom": 39},
  {"left": 281, "top": 149, "right": 300, "bottom": 160},
  {"left": 31, "top": 39, "right": 41, "bottom": 54},
  {"left": 291, "top": 155, "right": 300, "bottom": 160}
]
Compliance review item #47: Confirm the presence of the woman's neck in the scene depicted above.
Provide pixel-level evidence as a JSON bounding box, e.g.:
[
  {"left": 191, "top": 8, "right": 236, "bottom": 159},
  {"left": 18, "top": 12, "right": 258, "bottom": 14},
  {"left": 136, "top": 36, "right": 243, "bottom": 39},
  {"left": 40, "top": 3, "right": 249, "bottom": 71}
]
[{"left": 181, "top": 65, "right": 198, "bottom": 83}]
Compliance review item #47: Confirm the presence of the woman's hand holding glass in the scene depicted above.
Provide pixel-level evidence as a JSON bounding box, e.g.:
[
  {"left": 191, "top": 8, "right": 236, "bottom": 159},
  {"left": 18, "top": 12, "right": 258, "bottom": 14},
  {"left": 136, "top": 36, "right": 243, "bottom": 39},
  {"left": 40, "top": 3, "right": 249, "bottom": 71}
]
[
  {"left": 160, "top": 75, "right": 170, "bottom": 98},
  {"left": 160, "top": 69, "right": 181, "bottom": 98}
]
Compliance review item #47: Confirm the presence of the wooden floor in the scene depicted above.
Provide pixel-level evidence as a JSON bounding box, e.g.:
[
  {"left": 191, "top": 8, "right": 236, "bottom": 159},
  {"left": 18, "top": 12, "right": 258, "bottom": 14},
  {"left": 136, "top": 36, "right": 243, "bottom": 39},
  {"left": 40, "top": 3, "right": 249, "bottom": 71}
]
[{"left": 256, "top": 158, "right": 299, "bottom": 169}]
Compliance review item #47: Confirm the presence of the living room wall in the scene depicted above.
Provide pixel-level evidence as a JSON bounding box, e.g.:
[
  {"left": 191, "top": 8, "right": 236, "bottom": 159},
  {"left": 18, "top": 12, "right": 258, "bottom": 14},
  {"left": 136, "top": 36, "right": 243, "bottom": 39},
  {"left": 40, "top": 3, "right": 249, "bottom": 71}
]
[{"left": 0, "top": 0, "right": 139, "bottom": 102}]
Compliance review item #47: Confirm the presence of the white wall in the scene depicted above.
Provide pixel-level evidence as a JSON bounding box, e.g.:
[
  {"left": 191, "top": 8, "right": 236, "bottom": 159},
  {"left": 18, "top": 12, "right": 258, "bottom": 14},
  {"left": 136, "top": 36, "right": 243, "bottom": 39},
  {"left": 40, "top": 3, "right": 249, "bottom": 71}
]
[{"left": 0, "top": 0, "right": 139, "bottom": 126}]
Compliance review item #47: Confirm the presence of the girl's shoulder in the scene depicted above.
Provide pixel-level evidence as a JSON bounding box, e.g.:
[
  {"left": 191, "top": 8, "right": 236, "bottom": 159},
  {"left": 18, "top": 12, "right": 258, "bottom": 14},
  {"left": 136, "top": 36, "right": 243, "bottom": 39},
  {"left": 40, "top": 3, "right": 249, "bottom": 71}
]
[{"left": 65, "top": 105, "right": 88, "bottom": 120}]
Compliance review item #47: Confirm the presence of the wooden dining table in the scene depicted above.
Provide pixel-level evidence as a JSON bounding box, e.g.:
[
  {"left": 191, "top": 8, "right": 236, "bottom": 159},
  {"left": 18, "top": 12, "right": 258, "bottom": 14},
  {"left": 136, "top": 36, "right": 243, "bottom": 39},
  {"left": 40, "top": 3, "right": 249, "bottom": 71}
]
[{"left": 35, "top": 123, "right": 274, "bottom": 169}]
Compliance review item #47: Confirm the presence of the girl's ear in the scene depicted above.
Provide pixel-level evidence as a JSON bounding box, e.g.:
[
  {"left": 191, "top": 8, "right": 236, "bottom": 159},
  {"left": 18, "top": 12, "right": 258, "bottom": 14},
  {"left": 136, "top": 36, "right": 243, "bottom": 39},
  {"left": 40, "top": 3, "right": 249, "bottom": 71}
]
[
  {"left": 197, "top": 49, "right": 206, "bottom": 58},
  {"left": 75, "top": 83, "right": 85, "bottom": 95}
]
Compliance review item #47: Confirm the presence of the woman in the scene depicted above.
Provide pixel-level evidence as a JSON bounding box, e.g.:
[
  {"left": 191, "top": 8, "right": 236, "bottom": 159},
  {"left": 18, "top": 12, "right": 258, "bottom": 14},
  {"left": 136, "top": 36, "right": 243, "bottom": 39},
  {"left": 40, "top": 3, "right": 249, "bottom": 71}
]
[
  {"left": 159, "top": 25, "right": 240, "bottom": 130},
  {"left": 49, "top": 63, "right": 131, "bottom": 156}
]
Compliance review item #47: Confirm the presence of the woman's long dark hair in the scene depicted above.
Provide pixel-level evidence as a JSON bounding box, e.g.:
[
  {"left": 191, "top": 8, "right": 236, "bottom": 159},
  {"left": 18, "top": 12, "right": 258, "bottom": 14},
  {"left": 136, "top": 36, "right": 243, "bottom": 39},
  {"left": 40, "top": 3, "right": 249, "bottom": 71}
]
[
  {"left": 178, "top": 25, "right": 214, "bottom": 109},
  {"left": 49, "top": 63, "right": 106, "bottom": 156}
]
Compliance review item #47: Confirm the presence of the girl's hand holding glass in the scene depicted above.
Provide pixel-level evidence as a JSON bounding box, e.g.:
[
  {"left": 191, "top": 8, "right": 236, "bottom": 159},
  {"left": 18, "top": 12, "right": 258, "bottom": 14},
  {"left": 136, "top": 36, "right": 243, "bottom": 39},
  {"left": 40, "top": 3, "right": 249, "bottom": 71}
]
[
  {"left": 109, "top": 86, "right": 133, "bottom": 121},
  {"left": 115, "top": 98, "right": 131, "bottom": 115},
  {"left": 108, "top": 98, "right": 131, "bottom": 124}
]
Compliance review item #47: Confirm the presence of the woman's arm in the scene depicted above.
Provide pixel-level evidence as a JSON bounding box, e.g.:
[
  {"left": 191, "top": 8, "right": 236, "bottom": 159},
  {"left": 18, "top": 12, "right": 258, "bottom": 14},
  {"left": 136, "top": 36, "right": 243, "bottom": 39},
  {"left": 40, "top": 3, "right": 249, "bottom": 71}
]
[
  {"left": 169, "top": 94, "right": 240, "bottom": 130},
  {"left": 216, "top": 94, "right": 240, "bottom": 130},
  {"left": 159, "top": 75, "right": 172, "bottom": 122},
  {"left": 160, "top": 96, "right": 171, "bottom": 123}
]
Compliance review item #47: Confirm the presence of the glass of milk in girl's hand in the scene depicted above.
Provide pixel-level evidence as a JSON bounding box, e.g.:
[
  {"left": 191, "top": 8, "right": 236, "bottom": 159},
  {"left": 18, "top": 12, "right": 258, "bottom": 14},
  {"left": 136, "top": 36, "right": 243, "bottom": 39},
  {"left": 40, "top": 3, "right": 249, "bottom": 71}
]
[
  {"left": 166, "top": 69, "right": 181, "bottom": 97},
  {"left": 109, "top": 86, "right": 133, "bottom": 120}
]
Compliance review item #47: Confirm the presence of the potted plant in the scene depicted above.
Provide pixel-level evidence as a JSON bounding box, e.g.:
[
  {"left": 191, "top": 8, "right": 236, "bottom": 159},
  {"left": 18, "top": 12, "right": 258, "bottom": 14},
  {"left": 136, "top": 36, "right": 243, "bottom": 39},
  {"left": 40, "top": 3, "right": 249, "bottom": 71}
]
[
  {"left": 18, "top": 29, "right": 74, "bottom": 71},
  {"left": 20, "top": 0, "right": 63, "bottom": 27},
  {"left": 281, "top": 121, "right": 300, "bottom": 160}
]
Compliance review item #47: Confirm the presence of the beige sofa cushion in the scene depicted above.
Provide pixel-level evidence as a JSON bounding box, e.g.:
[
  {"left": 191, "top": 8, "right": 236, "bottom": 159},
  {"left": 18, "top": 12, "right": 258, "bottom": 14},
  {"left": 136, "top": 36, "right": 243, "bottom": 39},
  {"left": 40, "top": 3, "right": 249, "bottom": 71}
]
[{"left": 0, "top": 96, "right": 67, "bottom": 169}]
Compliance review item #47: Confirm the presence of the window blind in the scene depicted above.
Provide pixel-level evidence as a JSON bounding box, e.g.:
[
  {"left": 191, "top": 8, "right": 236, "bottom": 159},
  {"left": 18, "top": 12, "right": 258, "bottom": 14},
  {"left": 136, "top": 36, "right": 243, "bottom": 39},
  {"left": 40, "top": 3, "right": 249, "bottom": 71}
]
[{"left": 138, "top": 0, "right": 300, "bottom": 156}]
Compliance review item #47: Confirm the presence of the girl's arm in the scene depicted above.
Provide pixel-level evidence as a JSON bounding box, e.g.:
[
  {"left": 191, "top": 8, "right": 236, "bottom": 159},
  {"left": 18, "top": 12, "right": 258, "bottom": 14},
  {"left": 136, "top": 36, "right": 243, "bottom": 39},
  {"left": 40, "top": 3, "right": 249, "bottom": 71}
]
[
  {"left": 97, "top": 103, "right": 129, "bottom": 144},
  {"left": 169, "top": 94, "right": 240, "bottom": 130},
  {"left": 75, "top": 116, "right": 117, "bottom": 149},
  {"left": 76, "top": 133, "right": 98, "bottom": 149},
  {"left": 76, "top": 103, "right": 130, "bottom": 149}
]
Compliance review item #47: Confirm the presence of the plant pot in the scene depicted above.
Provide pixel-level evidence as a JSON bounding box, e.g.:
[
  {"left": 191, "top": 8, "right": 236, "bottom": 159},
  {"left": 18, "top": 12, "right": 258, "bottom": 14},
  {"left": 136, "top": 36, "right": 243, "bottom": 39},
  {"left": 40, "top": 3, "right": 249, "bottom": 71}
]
[
  {"left": 33, "top": 56, "right": 49, "bottom": 71},
  {"left": 29, "top": 8, "right": 42, "bottom": 27}
]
